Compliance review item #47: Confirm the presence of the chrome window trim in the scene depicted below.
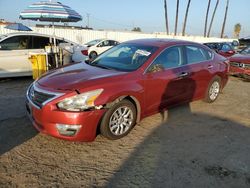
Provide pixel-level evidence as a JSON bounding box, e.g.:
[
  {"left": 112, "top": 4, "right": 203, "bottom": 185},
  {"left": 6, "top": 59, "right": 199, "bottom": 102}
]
[
  {"left": 26, "top": 82, "right": 65, "bottom": 109},
  {"left": 144, "top": 44, "right": 215, "bottom": 74}
]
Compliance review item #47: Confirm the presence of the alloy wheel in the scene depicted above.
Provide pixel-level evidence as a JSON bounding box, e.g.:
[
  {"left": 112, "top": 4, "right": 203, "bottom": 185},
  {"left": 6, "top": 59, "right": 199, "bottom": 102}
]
[{"left": 109, "top": 106, "right": 134, "bottom": 135}]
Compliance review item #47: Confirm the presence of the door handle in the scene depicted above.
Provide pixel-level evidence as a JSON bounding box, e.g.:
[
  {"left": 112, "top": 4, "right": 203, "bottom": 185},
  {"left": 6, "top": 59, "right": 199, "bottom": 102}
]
[
  {"left": 208, "top": 65, "right": 214, "bottom": 69},
  {"left": 178, "top": 72, "right": 189, "bottom": 78}
]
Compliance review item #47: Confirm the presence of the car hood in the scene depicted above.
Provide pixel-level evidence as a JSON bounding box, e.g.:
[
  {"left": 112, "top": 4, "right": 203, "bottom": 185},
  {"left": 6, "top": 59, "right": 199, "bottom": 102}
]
[
  {"left": 37, "top": 62, "right": 127, "bottom": 90},
  {"left": 229, "top": 54, "right": 250, "bottom": 63}
]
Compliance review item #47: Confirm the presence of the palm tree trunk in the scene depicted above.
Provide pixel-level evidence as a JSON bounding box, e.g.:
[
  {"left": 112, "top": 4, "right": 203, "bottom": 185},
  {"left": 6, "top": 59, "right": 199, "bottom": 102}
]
[
  {"left": 182, "top": 0, "right": 191, "bottom": 36},
  {"left": 207, "top": 0, "right": 220, "bottom": 37},
  {"left": 204, "top": 0, "right": 211, "bottom": 37},
  {"left": 174, "top": 0, "right": 179, "bottom": 36},
  {"left": 164, "top": 0, "right": 169, "bottom": 35},
  {"left": 220, "top": 0, "right": 229, "bottom": 38}
]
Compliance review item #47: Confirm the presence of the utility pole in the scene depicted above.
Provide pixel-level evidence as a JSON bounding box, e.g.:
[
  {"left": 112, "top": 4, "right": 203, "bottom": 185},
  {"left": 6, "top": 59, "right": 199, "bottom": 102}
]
[
  {"left": 207, "top": 0, "right": 220, "bottom": 37},
  {"left": 164, "top": 0, "right": 169, "bottom": 35},
  {"left": 220, "top": 0, "right": 229, "bottom": 38},
  {"left": 182, "top": 0, "right": 191, "bottom": 36},
  {"left": 86, "top": 13, "right": 90, "bottom": 28},
  {"left": 204, "top": 0, "right": 211, "bottom": 37},
  {"left": 174, "top": 0, "right": 179, "bottom": 36}
]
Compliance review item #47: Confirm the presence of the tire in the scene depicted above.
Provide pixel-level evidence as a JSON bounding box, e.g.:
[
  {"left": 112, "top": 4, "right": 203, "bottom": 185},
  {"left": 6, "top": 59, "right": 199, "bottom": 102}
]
[
  {"left": 89, "top": 51, "right": 98, "bottom": 60},
  {"left": 204, "top": 77, "right": 221, "bottom": 103},
  {"left": 100, "top": 99, "right": 137, "bottom": 140}
]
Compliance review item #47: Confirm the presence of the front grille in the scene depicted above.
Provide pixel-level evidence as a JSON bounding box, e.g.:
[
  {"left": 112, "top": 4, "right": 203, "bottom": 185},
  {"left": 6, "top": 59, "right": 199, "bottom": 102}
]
[
  {"left": 28, "top": 85, "right": 55, "bottom": 108},
  {"left": 230, "top": 62, "right": 250, "bottom": 69},
  {"left": 230, "top": 62, "right": 240, "bottom": 67}
]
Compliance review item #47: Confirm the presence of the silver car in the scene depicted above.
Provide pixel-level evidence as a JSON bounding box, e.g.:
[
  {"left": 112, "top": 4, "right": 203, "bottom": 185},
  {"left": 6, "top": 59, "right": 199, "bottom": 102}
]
[{"left": 0, "top": 33, "right": 87, "bottom": 78}]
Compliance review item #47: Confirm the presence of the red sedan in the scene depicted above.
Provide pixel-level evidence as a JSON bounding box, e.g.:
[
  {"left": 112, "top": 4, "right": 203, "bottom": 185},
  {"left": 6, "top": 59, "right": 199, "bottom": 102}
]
[
  {"left": 26, "top": 39, "right": 229, "bottom": 142},
  {"left": 228, "top": 46, "right": 250, "bottom": 79}
]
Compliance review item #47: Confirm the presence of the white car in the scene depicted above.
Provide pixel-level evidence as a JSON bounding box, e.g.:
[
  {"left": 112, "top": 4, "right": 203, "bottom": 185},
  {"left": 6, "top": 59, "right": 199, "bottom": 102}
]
[
  {"left": 85, "top": 39, "right": 119, "bottom": 59},
  {"left": 0, "top": 33, "right": 88, "bottom": 78}
]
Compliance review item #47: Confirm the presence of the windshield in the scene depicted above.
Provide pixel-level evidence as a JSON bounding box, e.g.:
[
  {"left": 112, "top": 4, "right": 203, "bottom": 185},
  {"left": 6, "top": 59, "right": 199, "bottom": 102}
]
[
  {"left": 91, "top": 43, "right": 158, "bottom": 72},
  {"left": 85, "top": 39, "right": 103, "bottom": 46},
  {"left": 0, "top": 35, "right": 7, "bottom": 41},
  {"left": 240, "top": 46, "right": 250, "bottom": 55}
]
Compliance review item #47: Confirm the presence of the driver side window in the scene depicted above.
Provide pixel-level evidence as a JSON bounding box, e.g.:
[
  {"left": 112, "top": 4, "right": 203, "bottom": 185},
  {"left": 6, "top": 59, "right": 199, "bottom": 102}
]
[{"left": 148, "top": 46, "right": 183, "bottom": 73}]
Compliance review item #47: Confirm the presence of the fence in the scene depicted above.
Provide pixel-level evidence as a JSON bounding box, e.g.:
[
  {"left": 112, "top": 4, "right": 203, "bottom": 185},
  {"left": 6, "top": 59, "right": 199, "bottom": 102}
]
[{"left": 0, "top": 25, "right": 234, "bottom": 45}]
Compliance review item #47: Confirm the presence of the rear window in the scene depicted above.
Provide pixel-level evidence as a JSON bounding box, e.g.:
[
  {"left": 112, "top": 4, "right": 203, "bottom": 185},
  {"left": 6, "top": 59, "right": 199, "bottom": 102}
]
[{"left": 186, "top": 46, "right": 213, "bottom": 64}]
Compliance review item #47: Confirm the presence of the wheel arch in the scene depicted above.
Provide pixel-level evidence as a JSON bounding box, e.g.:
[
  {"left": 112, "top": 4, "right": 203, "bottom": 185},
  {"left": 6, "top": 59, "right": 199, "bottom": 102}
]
[
  {"left": 105, "top": 95, "right": 141, "bottom": 123},
  {"left": 95, "top": 95, "right": 141, "bottom": 137}
]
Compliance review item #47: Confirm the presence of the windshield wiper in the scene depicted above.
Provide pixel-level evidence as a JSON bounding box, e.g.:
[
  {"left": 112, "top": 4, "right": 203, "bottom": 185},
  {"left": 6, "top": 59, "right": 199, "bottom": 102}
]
[{"left": 89, "top": 63, "right": 114, "bottom": 70}]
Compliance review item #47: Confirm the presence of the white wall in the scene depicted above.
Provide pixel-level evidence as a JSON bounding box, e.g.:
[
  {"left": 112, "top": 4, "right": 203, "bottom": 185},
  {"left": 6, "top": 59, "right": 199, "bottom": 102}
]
[{"left": 0, "top": 25, "right": 234, "bottom": 45}]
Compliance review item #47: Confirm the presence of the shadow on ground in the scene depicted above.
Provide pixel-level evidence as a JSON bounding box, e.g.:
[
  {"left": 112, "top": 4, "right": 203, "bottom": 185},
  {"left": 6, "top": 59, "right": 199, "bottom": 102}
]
[
  {"left": 107, "top": 105, "right": 250, "bottom": 188},
  {"left": 0, "top": 77, "right": 37, "bottom": 155}
]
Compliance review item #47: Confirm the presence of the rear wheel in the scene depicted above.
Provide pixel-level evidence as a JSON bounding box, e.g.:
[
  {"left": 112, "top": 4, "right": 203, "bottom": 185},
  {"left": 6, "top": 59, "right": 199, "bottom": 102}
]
[
  {"left": 100, "top": 99, "right": 136, "bottom": 140},
  {"left": 204, "top": 77, "right": 221, "bottom": 103},
  {"left": 89, "top": 51, "right": 98, "bottom": 60}
]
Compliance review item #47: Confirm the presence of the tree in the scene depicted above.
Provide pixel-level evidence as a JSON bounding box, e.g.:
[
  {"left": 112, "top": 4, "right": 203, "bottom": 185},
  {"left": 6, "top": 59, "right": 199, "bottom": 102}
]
[
  {"left": 234, "top": 23, "right": 241, "bottom": 38},
  {"left": 204, "top": 0, "right": 211, "bottom": 37},
  {"left": 221, "top": 0, "right": 229, "bottom": 38},
  {"left": 174, "top": 0, "right": 179, "bottom": 36},
  {"left": 207, "top": 0, "right": 220, "bottom": 37},
  {"left": 132, "top": 27, "right": 142, "bottom": 32},
  {"left": 164, "top": 0, "right": 169, "bottom": 35},
  {"left": 182, "top": 0, "right": 191, "bottom": 36}
]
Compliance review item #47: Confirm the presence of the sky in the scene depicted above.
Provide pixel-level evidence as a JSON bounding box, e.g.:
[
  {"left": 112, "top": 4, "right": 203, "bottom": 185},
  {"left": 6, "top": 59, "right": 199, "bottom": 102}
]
[{"left": 0, "top": 0, "right": 249, "bottom": 38}]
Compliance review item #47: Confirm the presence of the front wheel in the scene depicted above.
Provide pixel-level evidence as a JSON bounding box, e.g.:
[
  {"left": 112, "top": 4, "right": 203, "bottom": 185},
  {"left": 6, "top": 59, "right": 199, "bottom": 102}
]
[
  {"left": 204, "top": 77, "right": 221, "bottom": 103},
  {"left": 100, "top": 99, "right": 137, "bottom": 140}
]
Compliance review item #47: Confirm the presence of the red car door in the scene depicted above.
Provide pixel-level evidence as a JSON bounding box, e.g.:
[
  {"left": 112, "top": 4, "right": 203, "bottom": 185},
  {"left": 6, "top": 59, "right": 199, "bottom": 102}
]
[
  {"left": 143, "top": 46, "right": 192, "bottom": 116},
  {"left": 183, "top": 45, "right": 216, "bottom": 99},
  {"left": 143, "top": 45, "right": 215, "bottom": 116}
]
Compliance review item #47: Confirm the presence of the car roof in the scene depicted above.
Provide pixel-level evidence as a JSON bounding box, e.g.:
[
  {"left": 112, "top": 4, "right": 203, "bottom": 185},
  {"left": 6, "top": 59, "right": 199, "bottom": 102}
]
[
  {"left": 124, "top": 38, "right": 201, "bottom": 48},
  {"left": 0, "top": 32, "right": 78, "bottom": 45}
]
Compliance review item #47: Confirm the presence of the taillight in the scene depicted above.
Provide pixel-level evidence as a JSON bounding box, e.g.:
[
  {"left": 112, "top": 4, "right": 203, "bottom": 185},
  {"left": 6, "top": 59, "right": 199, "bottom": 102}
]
[{"left": 81, "top": 50, "right": 88, "bottom": 56}]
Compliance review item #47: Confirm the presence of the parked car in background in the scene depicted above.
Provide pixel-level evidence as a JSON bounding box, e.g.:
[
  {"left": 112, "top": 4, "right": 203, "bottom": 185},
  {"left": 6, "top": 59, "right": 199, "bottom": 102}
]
[
  {"left": 204, "top": 42, "right": 236, "bottom": 57},
  {"left": 239, "top": 36, "right": 250, "bottom": 46},
  {"left": 84, "top": 39, "right": 119, "bottom": 59},
  {"left": 26, "top": 38, "right": 229, "bottom": 142},
  {"left": 228, "top": 46, "right": 250, "bottom": 79},
  {"left": 0, "top": 33, "right": 87, "bottom": 78}
]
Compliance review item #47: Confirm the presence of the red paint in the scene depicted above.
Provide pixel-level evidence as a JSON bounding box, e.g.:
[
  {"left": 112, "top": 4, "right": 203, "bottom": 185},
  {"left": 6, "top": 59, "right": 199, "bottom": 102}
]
[
  {"left": 229, "top": 54, "right": 250, "bottom": 77},
  {"left": 26, "top": 39, "right": 229, "bottom": 142}
]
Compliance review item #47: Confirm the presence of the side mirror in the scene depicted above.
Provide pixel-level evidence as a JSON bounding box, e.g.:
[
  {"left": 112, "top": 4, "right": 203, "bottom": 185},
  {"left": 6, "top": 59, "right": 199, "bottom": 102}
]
[
  {"left": 147, "top": 64, "right": 164, "bottom": 73},
  {"left": 228, "top": 50, "right": 235, "bottom": 54}
]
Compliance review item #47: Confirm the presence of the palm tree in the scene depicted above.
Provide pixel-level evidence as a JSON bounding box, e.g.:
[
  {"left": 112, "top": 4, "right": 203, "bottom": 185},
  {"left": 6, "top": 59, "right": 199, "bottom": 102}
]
[
  {"left": 164, "top": 0, "right": 169, "bottom": 35},
  {"left": 204, "top": 0, "right": 211, "bottom": 37},
  {"left": 182, "top": 0, "right": 191, "bottom": 36},
  {"left": 174, "top": 0, "right": 179, "bottom": 36},
  {"left": 207, "top": 0, "right": 220, "bottom": 37},
  {"left": 234, "top": 23, "right": 241, "bottom": 38},
  {"left": 220, "top": 0, "right": 229, "bottom": 38}
]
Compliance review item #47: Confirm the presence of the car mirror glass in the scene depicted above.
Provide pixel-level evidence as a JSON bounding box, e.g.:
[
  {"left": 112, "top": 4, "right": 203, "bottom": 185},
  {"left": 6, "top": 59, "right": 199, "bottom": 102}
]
[{"left": 147, "top": 64, "right": 164, "bottom": 73}]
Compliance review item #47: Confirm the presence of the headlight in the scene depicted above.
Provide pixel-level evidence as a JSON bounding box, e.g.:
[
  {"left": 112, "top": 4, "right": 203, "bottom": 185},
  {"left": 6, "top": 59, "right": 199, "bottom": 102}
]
[{"left": 57, "top": 89, "right": 103, "bottom": 111}]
